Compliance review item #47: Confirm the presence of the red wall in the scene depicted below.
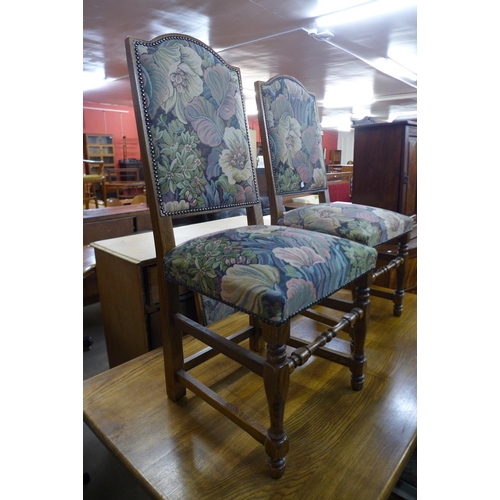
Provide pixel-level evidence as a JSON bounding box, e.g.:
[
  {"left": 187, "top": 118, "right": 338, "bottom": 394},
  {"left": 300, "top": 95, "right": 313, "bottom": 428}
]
[
  {"left": 83, "top": 103, "right": 337, "bottom": 166},
  {"left": 321, "top": 129, "right": 339, "bottom": 162},
  {"left": 83, "top": 102, "right": 141, "bottom": 166}
]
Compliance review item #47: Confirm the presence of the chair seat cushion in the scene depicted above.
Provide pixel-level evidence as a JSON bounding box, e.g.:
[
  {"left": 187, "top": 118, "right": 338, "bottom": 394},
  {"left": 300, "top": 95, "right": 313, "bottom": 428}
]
[
  {"left": 278, "top": 202, "right": 414, "bottom": 247},
  {"left": 163, "top": 225, "right": 377, "bottom": 325}
]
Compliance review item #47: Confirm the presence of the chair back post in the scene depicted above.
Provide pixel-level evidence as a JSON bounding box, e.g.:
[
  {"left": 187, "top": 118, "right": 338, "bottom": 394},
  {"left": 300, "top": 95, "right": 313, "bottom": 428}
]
[
  {"left": 254, "top": 81, "right": 284, "bottom": 225},
  {"left": 254, "top": 75, "right": 331, "bottom": 222},
  {"left": 125, "top": 33, "right": 264, "bottom": 399},
  {"left": 125, "top": 41, "right": 174, "bottom": 263}
]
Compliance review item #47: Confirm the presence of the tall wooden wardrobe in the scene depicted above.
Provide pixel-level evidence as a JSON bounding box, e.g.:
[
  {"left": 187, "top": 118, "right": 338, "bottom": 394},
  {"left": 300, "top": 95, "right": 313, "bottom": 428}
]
[{"left": 351, "top": 120, "right": 417, "bottom": 217}]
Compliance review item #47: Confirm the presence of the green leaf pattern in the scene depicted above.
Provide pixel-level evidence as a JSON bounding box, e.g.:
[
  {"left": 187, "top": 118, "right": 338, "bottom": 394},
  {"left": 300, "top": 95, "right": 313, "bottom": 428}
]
[
  {"left": 259, "top": 76, "right": 327, "bottom": 196},
  {"left": 164, "top": 225, "right": 377, "bottom": 325},
  {"left": 135, "top": 36, "right": 258, "bottom": 214},
  {"left": 280, "top": 203, "right": 414, "bottom": 247}
]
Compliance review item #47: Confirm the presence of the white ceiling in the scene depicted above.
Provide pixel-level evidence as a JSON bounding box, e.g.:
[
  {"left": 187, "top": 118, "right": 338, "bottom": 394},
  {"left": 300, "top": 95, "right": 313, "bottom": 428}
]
[{"left": 83, "top": 0, "right": 417, "bottom": 131}]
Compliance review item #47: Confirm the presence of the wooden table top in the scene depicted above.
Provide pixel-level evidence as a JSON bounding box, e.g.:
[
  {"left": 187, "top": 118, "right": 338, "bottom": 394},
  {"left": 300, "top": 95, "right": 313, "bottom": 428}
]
[
  {"left": 84, "top": 291, "right": 417, "bottom": 499},
  {"left": 91, "top": 215, "right": 271, "bottom": 265},
  {"left": 106, "top": 180, "right": 146, "bottom": 188},
  {"left": 83, "top": 203, "right": 150, "bottom": 222}
]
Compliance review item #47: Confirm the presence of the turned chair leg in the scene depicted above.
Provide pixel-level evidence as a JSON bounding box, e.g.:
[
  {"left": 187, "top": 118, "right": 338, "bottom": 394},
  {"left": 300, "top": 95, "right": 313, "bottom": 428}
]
[
  {"left": 393, "top": 233, "right": 410, "bottom": 317},
  {"left": 350, "top": 274, "right": 371, "bottom": 391},
  {"left": 262, "top": 322, "right": 290, "bottom": 478}
]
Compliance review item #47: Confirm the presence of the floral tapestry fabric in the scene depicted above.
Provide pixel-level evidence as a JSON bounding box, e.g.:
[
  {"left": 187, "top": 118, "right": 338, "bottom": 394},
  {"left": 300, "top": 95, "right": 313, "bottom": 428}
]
[
  {"left": 258, "top": 76, "right": 328, "bottom": 196},
  {"left": 163, "top": 225, "right": 377, "bottom": 325},
  {"left": 278, "top": 202, "right": 414, "bottom": 247},
  {"left": 133, "top": 35, "right": 259, "bottom": 215},
  {"left": 200, "top": 296, "right": 237, "bottom": 326}
]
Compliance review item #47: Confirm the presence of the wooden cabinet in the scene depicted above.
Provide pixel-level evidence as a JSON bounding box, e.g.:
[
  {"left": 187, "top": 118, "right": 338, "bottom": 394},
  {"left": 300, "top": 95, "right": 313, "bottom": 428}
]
[
  {"left": 83, "top": 205, "right": 152, "bottom": 245},
  {"left": 84, "top": 133, "right": 115, "bottom": 172},
  {"left": 351, "top": 121, "right": 417, "bottom": 216},
  {"left": 330, "top": 149, "right": 342, "bottom": 164}
]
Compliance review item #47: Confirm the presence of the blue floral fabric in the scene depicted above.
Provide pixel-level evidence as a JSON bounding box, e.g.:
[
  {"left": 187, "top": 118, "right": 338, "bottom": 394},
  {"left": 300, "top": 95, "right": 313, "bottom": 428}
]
[
  {"left": 200, "top": 296, "right": 237, "bottom": 326},
  {"left": 164, "top": 225, "right": 377, "bottom": 326},
  {"left": 132, "top": 35, "right": 259, "bottom": 216},
  {"left": 257, "top": 75, "right": 413, "bottom": 246},
  {"left": 279, "top": 202, "right": 414, "bottom": 247},
  {"left": 257, "top": 76, "right": 327, "bottom": 196}
]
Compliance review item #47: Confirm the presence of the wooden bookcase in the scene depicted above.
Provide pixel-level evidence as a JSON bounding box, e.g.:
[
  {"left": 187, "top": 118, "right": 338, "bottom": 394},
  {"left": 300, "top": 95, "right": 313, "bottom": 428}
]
[{"left": 84, "top": 133, "right": 115, "bottom": 172}]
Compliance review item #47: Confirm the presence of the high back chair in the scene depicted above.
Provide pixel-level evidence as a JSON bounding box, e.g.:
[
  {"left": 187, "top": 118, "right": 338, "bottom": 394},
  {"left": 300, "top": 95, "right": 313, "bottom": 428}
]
[
  {"left": 125, "top": 33, "right": 378, "bottom": 478},
  {"left": 83, "top": 160, "right": 107, "bottom": 209},
  {"left": 255, "top": 75, "right": 414, "bottom": 316}
]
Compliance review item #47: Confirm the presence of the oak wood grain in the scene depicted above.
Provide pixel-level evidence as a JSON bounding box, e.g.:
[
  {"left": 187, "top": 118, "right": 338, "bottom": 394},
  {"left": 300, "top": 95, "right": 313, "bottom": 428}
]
[{"left": 84, "top": 292, "right": 416, "bottom": 499}]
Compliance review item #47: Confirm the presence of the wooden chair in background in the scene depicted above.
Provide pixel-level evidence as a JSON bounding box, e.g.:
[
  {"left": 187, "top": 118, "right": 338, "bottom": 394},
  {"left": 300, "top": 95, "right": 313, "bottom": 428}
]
[
  {"left": 124, "top": 33, "right": 378, "bottom": 478},
  {"left": 105, "top": 198, "right": 124, "bottom": 207},
  {"left": 106, "top": 167, "right": 145, "bottom": 199},
  {"left": 255, "top": 75, "right": 414, "bottom": 316},
  {"left": 83, "top": 160, "right": 107, "bottom": 209},
  {"left": 131, "top": 194, "right": 147, "bottom": 205}
]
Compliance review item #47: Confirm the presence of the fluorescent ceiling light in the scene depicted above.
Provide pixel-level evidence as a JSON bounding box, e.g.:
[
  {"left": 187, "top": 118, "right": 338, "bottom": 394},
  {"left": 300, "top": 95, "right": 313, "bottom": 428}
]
[
  {"left": 83, "top": 69, "right": 116, "bottom": 91},
  {"left": 321, "top": 114, "right": 353, "bottom": 132},
  {"left": 245, "top": 98, "right": 258, "bottom": 116},
  {"left": 317, "top": 0, "right": 416, "bottom": 27},
  {"left": 311, "top": 0, "right": 372, "bottom": 17},
  {"left": 321, "top": 83, "right": 374, "bottom": 109}
]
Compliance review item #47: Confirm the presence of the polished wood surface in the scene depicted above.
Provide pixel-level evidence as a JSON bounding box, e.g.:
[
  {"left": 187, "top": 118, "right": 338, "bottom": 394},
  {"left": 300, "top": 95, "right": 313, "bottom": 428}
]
[{"left": 84, "top": 292, "right": 416, "bottom": 499}]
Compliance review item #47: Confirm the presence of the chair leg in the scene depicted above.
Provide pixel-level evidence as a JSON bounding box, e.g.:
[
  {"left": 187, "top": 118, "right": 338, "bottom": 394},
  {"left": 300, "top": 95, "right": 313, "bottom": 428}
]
[
  {"left": 262, "top": 322, "right": 290, "bottom": 479},
  {"left": 393, "top": 232, "right": 410, "bottom": 317},
  {"left": 249, "top": 316, "right": 265, "bottom": 352},
  {"left": 162, "top": 280, "right": 187, "bottom": 401},
  {"left": 350, "top": 274, "right": 371, "bottom": 391},
  {"left": 101, "top": 180, "right": 108, "bottom": 207}
]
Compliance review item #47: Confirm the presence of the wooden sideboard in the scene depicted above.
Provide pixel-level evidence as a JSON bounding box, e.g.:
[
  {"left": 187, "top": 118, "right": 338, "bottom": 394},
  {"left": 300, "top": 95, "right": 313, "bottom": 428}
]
[
  {"left": 352, "top": 121, "right": 416, "bottom": 216},
  {"left": 83, "top": 204, "right": 152, "bottom": 245}
]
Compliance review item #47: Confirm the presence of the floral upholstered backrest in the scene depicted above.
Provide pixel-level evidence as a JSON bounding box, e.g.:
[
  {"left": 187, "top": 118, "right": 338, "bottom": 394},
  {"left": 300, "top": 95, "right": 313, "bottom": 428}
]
[
  {"left": 127, "top": 34, "right": 260, "bottom": 216},
  {"left": 256, "top": 75, "right": 328, "bottom": 197}
]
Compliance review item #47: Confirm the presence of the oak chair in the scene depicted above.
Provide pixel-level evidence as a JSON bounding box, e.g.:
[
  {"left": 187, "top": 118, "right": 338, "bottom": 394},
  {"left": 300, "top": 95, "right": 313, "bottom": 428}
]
[
  {"left": 125, "top": 33, "right": 378, "bottom": 478},
  {"left": 254, "top": 75, "right": 414, "bottom": 316},
  {"left": 131, "top": 194, "right": 147, "bottom": 205},
  {"left": 105, "top": 197, "right": 123, "bottom": 207},
  {"left": 83, "top": 160, "right": 107, "bottom": 209},
  {"left": 105, "top": 167, "right": 145, "bottom": 199}
]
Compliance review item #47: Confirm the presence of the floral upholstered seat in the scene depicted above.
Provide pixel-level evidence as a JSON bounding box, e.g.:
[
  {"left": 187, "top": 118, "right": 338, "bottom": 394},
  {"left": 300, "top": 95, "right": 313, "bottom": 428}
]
[
  {"left": 278, "top": 202, "right": 413, "bottom": 248},
  {"left": 165, "top": 225, "right": 376, "bottom": 325},
  {"left": 126, "top": 33, "right": 377, "bottom": 478},
  {"left": 255, "top": 75, "right": 414, "bottom": 316}
]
